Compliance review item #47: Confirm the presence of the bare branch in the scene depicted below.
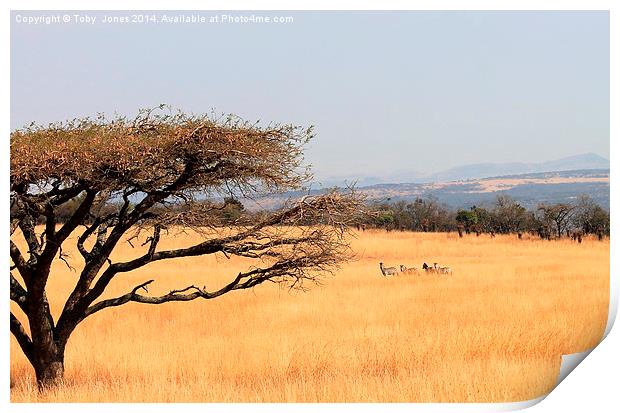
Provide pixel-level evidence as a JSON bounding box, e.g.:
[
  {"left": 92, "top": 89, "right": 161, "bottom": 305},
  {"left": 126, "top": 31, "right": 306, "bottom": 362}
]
[
  {"left": 10, "top": 240, "right": 29, "bottom": 281},
  {"left": 42, "top": 203, "right": 56, "bottom": 248},
  {"left": 29, "top": 190, "right": 98, "bottom": 297},
  {"left": 67, "top": 191, "right": 362, "bottom": 325},
  {"left": 16, "top": 183, "right": 85, "bottom": 208},
  {"left": 18, "top": 215, "right": 41, "bottom": 260},
  {"left": 10, "top": 272, "right": 29, "bottom": 313},
  {"left": 77, "top": 217, "right": 102, "bottom": 260},
  {"left": 54, "top": 190, "right": 97, "bottom": 244},
  {"left": 77, "top": 214, "right": 118, "bottom": 261},
  {"left": 10, "top": 312, "right": 35, "bottom": 365},
  {"left": 83, "top": 225, "right": 351, "bottom": 319},
  {"left": 57, "top": 245, "right": 75, "bottom": 272}
]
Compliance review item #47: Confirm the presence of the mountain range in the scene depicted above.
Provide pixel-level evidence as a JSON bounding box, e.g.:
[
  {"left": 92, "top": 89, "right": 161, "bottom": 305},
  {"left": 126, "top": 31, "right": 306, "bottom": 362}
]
[
  {"left": 249, "top": 168, "right": 609, "bottom": 212},
  {"left": 315, "top": 153, "right": 609, "bottom": 187},
  {"left": 245, "top": 153, "right": 610, "bottom": 211}
]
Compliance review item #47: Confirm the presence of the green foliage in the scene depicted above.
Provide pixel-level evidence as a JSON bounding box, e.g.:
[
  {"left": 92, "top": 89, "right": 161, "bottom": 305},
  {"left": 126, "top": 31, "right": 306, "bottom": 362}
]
[
  {"left": 221, "top": 197, "right": 245, "bottom": 223},
  {"left": 456, "top": 210, "right": 478, "bottom": 229},
  {"left": 376, "top": 210, "right": 395, "bottom": 227}
]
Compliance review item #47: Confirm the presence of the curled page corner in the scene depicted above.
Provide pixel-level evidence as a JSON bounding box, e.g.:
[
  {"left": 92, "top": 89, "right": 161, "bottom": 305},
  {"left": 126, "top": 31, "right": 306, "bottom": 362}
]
[
  {"left": 604, "top": 292, "right": 618, "bottom": 338},
  {"left": 553, "top": 290, "right": 616, "bottom": 389},
  {"left": 556, "top": 349, "right": 594, "bottom": 386},
  {"left": 492, "top": 395, "right": 547, "bottom": 412},
  {"left": 488, "top": 350, "right": 596, "bottom": 413}
]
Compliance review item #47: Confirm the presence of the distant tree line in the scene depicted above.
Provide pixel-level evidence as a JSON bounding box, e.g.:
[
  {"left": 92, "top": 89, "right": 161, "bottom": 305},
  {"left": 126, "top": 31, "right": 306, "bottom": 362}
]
[
  {"left": 362, "top": 194, "right": 610, "bottom": 240},
  {"left": 32, "top": 192, "right": 609, "bottom": 241}
]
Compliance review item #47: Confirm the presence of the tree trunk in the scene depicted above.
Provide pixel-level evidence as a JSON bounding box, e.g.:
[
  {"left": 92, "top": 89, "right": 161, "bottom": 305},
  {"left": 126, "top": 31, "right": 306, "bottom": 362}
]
[
  {"left": 29, "top": 329, "right": 66, "bottom": 389},
  {"left": 34, "top": 356, "right": 65, "bottom": 389},
  {"left": 27, "top": 294, "right": 67, "bottom": 389}
]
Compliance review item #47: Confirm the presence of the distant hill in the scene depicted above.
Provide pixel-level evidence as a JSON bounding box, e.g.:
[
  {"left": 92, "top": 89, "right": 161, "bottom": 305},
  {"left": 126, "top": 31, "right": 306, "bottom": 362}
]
[
  {"left": 359, "top": 168, "right": 610, "bottom": 210},
  {"left": 424, "top": 153, "right": 610, "bottom": 183},
  {"left": 317, "top": 153, "right": 610, "bottom": 186},
  {"left": 247, "top": 168, "right": 610, "bottom": 211}
]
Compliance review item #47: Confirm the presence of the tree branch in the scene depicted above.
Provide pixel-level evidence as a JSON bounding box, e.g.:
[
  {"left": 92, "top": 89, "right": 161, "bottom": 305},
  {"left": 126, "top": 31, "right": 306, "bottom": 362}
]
[
  {"left": 10, "top": 240, "right": 29, "bottom": 281},
  {"left": 82, "top": 239, "right": 344, "bottom": 320},
  {"left": 10, "top": 272, "right": 29, "bottom": 314},
  {"left": 66, "top": 192, "right": 361, "bottom": 329},
  {"left": 18, "top": 215, "right": 41, "bottom": 261},
  {"left": 10, "top": 312, "right": 35, "bottom": 366},
  {"left": 17, "top": 182, "right": 85, "bottom": 207},
  {"left": 54, "top": 190, "right": 97, "bottom": 245},
  {"left": 42, "top": 202, "right": 56, "bottom": 249},
  {"left": 55, "top": 224, "right": 162, "bottom": 340},
  {"left": 30, "top": 190, "right": 97, "bottom": 295},
  {"left": 77, "top": 218, "right": 101, "bottom": 260},
  {"left": 77, "top": 214, "right": 118, "bottom": 261}
]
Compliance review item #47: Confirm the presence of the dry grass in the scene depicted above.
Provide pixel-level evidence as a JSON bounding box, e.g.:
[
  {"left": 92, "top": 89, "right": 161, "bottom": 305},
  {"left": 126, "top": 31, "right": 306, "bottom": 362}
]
[{"left": 10, "top": 229, "right": 609, "bottom": 402}]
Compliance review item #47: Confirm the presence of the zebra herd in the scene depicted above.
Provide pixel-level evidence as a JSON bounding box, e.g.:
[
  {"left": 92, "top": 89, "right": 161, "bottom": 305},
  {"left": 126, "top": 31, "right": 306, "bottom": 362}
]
[{"left": 379, "top": 262, "right": 452, "bottom": 276}]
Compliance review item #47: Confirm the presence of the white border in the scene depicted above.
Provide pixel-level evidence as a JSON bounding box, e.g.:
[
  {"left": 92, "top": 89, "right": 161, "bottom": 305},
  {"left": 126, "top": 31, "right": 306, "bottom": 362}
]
[{"left": 3, "top": 1, "right": 617, "bottom": 412}]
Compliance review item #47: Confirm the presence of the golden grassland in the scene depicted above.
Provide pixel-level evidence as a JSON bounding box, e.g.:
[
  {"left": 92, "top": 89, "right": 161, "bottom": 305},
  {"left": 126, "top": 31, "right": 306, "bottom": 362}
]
[{"left": 10, "top": 229, "right": 609, "bottom": 402}]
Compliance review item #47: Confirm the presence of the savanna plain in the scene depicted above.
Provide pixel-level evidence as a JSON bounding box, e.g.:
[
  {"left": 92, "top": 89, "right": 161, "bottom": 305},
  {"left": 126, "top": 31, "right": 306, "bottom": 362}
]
[{"left": 10, "top": 229, "right": 609, "bottom": 402}]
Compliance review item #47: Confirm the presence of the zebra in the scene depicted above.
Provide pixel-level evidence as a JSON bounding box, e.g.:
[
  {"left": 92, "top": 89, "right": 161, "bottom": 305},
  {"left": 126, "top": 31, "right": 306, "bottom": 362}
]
[
  {"left": 400, "top": 265, "right": 419, "bottom": 275},
  {"left": 379, "top": 262, "right": 399, "bottom": 276},
  {"left": 437, "top": 266, "right": 452, "bottom": 274},
  {"left": 432, "top": 262, "right": 452, "bottom": 275},
  {"left": 422, "top": 262, "right": 437, "bottom": 273}
]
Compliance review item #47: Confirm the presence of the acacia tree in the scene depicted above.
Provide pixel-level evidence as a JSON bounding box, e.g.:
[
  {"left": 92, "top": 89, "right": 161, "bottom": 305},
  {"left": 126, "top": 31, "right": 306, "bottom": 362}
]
[
  {"left": 10, "top": 108, "right": 363, "bottom": 388},
  {"left": 537, "top": 203, "right": 576, "bottom": 238},
  {"left": 573, "top": 195, "right": 610, "bottom": 236},
  {"left": 455, "top": 209, "right": 478, "bottom": 233},
  {"left": 492, "top": 195, "right": 527, "bottom": 234}
]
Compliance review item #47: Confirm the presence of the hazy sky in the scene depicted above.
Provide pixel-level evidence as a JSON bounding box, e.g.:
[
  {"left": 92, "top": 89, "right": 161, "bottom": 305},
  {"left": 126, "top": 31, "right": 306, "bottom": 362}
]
[{"left": 11, "top": 11, "right": 609, "bottom": 180}]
